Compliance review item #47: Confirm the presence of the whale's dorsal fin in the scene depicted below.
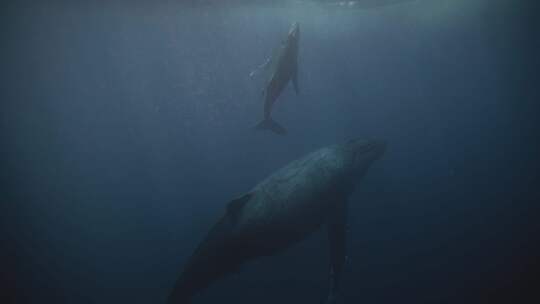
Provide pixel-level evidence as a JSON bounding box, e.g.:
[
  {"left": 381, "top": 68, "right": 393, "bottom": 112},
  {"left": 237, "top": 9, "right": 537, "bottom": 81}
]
[{"left": 226, "top": 193, "right": 253, "bottom": 222}]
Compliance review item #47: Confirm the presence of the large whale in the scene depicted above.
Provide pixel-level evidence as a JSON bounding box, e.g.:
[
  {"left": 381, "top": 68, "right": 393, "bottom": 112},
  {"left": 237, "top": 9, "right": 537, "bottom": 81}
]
[
  {"left": 253, "top": 22, "right": 300, "bottom": 135},
  {"left": 168, "top": 139, "right": 386, "bottom": 303}
]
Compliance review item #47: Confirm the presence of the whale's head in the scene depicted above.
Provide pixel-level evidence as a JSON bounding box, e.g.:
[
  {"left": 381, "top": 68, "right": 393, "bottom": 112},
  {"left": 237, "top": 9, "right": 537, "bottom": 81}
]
[
  {"left": 287, "top": 22, "right": 300, "bottom": 43},
  {"left": 342, "top": 139, "right": 386, "bottom": 177}
]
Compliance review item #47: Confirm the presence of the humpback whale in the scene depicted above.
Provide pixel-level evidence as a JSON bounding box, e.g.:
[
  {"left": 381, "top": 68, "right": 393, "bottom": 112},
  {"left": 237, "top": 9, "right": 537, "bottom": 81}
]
[
  {"left": 253, "top": 22, "right": 300, "bottom": 135},
  {"left": 168, "top": 139, "right": 386, "bottom": 303}
]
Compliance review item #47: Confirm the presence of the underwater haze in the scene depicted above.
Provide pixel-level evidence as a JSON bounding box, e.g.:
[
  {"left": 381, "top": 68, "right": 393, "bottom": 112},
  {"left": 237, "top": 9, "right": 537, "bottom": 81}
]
[{"left": 1, "top": 0, "right": 538, "bottom": 303}]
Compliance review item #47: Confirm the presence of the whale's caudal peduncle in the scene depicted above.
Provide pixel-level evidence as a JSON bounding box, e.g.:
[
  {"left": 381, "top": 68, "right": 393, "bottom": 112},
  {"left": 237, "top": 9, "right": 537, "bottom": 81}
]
[{"left": 168, "top": 139, "right": 386, "bottom": 304}]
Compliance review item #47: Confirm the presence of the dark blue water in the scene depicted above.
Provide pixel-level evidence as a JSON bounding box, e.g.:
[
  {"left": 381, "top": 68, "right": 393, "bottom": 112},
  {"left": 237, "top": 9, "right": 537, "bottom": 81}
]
[{"left": 1, "top": 1, "right": 538, "bottom": 303}]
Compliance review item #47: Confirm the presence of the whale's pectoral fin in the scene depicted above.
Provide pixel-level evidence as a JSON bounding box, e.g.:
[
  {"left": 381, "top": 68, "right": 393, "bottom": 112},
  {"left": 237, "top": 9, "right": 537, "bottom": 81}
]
[
  {"left": 226, "top": 193, "right": 253, "bottom": 223},
  {"left": 250, "top": 56, "right": 272, "bottom": 79},
  {"left": 326, "top": 199, "right": 348, "bottom": 303}
]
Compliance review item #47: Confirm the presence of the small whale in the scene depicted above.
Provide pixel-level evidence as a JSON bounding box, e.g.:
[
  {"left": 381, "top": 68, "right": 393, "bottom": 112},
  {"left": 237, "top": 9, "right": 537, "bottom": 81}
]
[
  {"left": 253, "top": 22, "right": 300, "bottom": 135},
  {"left": 168, "top": 139, "right": 387, "bottom": 303}
]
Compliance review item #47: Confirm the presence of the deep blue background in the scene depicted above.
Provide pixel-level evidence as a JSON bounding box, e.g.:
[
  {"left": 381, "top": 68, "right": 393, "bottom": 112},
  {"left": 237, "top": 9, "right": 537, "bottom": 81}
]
[{"left": 1, "top": 1, "right": 538, "bottom": 303}]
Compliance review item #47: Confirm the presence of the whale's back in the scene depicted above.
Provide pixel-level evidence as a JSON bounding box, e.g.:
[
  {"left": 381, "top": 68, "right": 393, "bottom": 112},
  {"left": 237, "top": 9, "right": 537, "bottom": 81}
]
[{"left": 234, "top": 146, "right": 350, "bottom": 238}]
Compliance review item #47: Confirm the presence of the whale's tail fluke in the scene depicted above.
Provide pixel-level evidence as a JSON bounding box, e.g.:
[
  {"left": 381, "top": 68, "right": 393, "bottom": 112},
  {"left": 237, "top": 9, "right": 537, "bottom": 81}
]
[{"left": 254, "top": 118, "right": 287, "bottom": 135}]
